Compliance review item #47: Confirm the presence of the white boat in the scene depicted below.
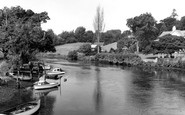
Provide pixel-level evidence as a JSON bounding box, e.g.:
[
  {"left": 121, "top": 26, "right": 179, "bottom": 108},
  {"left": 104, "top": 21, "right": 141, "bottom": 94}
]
[
  {"left": 46, "top": 67, "right": 65, "bottom": 78},
  {"left": 9, "top": 73, "right": 32, "bottom": 81},
  {"left": 0, "top": 99, "right": 40, "bottom": 115},
  {"left": 42, "top": 64, "right": 51, "bottom": 70},
  {"left": 34, "top": 87, "right": 58, "bottom": 96},
  {"left": 33, "top": 80, "right": 59, "bottom": 90}
]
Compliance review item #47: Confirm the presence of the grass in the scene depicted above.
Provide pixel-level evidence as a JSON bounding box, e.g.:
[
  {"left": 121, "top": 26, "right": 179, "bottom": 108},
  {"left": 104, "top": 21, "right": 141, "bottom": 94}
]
[{"left": 52, "top": 42, "right": 87, "bottom": 55}]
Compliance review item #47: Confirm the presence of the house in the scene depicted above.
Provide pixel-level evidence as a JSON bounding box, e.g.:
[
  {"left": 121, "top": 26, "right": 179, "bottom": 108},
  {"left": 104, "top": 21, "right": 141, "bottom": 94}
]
[
  {"left": 158, "top": 26, "right": 185, "bottom": 38},
  {"left": 157, "top": 26, "right": 185, "bottom": 58}
]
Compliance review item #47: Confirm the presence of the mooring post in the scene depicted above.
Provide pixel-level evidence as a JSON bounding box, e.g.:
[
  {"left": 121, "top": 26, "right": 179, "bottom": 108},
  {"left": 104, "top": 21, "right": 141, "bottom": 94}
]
[{"left": 17, "top": 70, "right": 20, "bottom": 89}]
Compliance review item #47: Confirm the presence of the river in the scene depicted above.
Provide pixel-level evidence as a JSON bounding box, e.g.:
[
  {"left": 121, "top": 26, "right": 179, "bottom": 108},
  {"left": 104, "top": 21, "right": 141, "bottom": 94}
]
[{"left": 34, "top": 60, "right": 185, "bottom": 115}]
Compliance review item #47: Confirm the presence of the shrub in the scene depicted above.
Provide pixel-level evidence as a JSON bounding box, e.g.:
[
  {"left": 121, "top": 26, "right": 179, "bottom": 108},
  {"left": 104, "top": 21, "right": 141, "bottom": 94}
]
[
  {"left": 95, "top": 53, "right": 142, "bottom": 66},
  {"left": 67, "top": 50, "right": 78, "bottom": 60},
  {"left": 78, "top": 43, "right": 92, "bottom": 56}
]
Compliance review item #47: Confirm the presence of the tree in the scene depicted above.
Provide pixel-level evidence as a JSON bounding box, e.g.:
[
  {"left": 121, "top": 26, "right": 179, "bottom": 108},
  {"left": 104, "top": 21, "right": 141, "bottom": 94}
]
[
  {"left": 101, "top": 29, "right": 121, "bottom": 45},
  {"left": 159, "top": 9, "right": 179, "bottom": 31},
  {"left": 170, "top": 9, "right": 178, "bottom": 18},
  {"left": 93, "top": 5, "right": 105, "bottom": 53},
  {"left": 0, "top": 6, "right": 55, "bottom": 64},
  {"left": 126, "top": 13, "right": 158, "bottom": 53},
  {"left": 58, "top": 31, "right": 77, "bottom": 44},
  {"left": 78, "top": 43, "right": 91, "bottom": 56},
  {"left": 117, "top": 36, "right": 136, "bottom": 51},
  {"left": 160, "top": 17, "right": 177, "bottom": 31},
  {"left": 74, "top": 26, "right": 86, "bottom": 42},
  {"left": 121, "top": 30, "right": 132, "bottom": 38},
  {"left": 177, "top": 16, "right": 185, "bottom": 30},
  {"left": 84, "top": 30, "right": 94, "bottom": 43}
]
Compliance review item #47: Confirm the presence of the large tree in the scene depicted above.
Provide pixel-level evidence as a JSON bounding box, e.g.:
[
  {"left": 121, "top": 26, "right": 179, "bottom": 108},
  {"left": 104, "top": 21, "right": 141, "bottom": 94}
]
[
  {"left": 127, "top": 13, "right": 158, "bottom": 53},
  {"left": 74, "top": 26, "right": 86, "bottom": 42},
  {"left": 93, "top": 5, "right": 105, "bottom": 53},
  {"left": 0, "top": 6, "right": 55, "bottom": 63}
]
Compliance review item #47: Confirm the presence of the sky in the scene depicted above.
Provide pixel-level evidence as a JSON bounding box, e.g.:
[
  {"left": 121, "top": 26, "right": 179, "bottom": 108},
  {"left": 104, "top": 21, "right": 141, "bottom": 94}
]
[{"left": 1, "top": 0, "right": 185, "bottom": 34}]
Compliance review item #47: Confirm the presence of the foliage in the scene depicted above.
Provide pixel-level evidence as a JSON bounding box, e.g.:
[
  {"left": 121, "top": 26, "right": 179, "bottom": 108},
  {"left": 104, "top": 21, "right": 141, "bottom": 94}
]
[
  {"left": 117, "top": 36, "right": 136, "bottom": 50},
  {"left": 95, "top": 53, "right": 142, "bottom": 65},
  {"left": 75, "top": 26, "right": 86, "bottom": 42},
  {"left": 93, "top": 6, "right": 105, "bottom": 33},
  {"left": 78, "top": 43, "right": 92, "bottom": 56},
  {"left": 177, "top": 16, "right": 185, "bottom": 30},
  {"left": 126, "top": 13, "right": 158, "bottom": 52},
  {"left": 58, "top": 31, "right": 77, "bottom": 44},
  {"left": 121, "top": 30, "right": 132, "bottom": 38},
  {"left": 0, "top": 6, "right": 55, "bottom": 64},
  {"left": 150, "top": 34, "right": 185, "bottom": 54},
  {"left": 84, "top": 30, "right": 94, "bottom": 43},
  {"left": 101, "top": 29, "right": 122, "bottom": 45},
  {"left": 93, "top": 5, "right": 105, "bottom": 53},
  {"left": 160, "top": 17, "right": 177, "bottom": 31},
  {"left": 67, "top": 50, "right": 78, "bottom": 60}
]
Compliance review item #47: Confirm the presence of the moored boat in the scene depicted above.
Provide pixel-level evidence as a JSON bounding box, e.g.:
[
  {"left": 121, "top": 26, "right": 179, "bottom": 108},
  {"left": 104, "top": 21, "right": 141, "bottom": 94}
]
[
  {"left": 34, "top": 87, "right": 58, "bottom": 96},
  {"left": 46, "top": 67, "right": 65, "bottom": 79},
  {"left": 33, "top": 80, "right": 59, "bottom": 90},
  {"left": 0, "top": 99, "right": 40, "bottom": 115}
]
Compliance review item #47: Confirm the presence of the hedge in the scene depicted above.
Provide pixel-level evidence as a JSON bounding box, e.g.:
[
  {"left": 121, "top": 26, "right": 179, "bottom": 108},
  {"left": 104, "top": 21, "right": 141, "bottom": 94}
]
[{"left": 95, "top": 53, "right": 142, "bottom": 65}]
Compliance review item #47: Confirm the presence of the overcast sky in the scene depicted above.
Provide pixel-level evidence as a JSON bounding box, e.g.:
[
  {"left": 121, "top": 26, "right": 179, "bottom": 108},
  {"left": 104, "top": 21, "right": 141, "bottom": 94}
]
[{"left": 1, "top": 0, "right": 185, "bottom": 34}]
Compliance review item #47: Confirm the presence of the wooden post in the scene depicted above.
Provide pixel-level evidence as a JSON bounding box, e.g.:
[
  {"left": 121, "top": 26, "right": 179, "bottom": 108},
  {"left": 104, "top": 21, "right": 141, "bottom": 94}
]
[{"left": 17, "top": 70, "right": 20, "bottom": 89}]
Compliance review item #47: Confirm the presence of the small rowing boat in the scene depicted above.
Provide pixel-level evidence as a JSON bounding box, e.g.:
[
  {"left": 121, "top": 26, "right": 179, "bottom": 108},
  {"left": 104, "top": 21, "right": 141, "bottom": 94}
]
[{"left": 0, "top": 99, "right": 40, "bottom": 115}]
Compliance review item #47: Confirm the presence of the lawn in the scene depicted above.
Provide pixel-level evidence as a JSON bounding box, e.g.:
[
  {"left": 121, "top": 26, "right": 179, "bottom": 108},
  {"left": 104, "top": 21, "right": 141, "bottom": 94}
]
[{"left": 54, "top": 42, "right": 88, "bottom": 55}]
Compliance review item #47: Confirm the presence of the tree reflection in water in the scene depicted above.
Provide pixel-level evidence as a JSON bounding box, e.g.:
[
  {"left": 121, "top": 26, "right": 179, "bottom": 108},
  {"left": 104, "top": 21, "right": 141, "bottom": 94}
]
[
  {"left": 94, "top": 67, "right": 103, "bottom": 114},
  {"left": 128, "top": 67, "right": 155, "bottom": 111}
]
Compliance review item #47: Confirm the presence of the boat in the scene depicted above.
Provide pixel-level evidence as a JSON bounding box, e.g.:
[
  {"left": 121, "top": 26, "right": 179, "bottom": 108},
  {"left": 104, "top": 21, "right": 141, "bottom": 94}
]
[
  {"left": 0, "top": 99, "right": 40, "bottom": 115},
  {"left": 9, "top": 72, "right": 32, "bottom": 81},
  {"left": 42, "top": 64, "right": 51, "bottom": 70},
  {"left": 34, "top": 87, "right": 58, "bottom": 96},
  {"left": 46, "top": 67, "right": 65, "bottom": 79},
  {"left": 33, "top": 76, "right": 59, "bottom": 90}
]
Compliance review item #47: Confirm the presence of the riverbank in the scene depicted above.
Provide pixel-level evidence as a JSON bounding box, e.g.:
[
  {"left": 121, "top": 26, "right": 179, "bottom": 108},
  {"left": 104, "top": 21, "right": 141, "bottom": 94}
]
[{"left": 0, "top": 75, "right": 38, "bottom": 112}]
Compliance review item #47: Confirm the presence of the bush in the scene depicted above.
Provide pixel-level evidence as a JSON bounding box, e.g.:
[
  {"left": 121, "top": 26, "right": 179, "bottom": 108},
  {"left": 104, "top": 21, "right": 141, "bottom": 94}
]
[
  {"left": 78, "top": 43, "right": 91, "bottom": 56},
  {"left": 67, "top": 50, "right": 78, "bottom": 60},
  {"left": 95, "top": 53, "right": 142, "bottom": 65}
]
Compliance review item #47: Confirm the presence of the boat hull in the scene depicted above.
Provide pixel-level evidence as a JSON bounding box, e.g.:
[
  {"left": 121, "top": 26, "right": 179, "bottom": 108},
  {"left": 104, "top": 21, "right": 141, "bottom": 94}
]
[
  {"left": 34, "top": 82, "right": 59, "bottom": 90},
  {"left": 46, "top": 71, "right": 65, "bottom": 76}
]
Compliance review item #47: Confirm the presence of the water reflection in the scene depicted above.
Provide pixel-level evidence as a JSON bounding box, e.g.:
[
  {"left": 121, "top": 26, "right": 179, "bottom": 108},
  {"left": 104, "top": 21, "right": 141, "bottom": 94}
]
[
  {"left": 4, "top": 61, "right": 185, "bottom": 115},
  {"left": 34, "top": 87, "right": 58, "bottom": 115},
  {"left": 128, "top": 67, "right": 154, "bottom": 113},
  {"left": 94, "top": 67, "right": 103, "bottom": 114}
]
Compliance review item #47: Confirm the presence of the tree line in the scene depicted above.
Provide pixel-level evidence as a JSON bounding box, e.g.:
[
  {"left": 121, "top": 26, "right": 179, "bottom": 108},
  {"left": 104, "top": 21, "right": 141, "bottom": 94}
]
[{"left": 1, "top": 6, "right": 184, "bottom": 65}]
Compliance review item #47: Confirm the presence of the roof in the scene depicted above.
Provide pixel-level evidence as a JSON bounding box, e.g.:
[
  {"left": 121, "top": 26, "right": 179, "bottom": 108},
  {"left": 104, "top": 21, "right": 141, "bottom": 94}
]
[
  {"left": 159, "top": 29, "right": 185, "bottom": 38},
  {"left": 102, "top": 42, "right": 117, "bottom": 52}
]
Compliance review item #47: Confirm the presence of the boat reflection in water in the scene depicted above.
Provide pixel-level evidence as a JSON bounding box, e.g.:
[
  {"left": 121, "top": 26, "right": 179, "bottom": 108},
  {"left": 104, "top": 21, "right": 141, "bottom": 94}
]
[
  {"left": 33, "top": 87, "right": 59, "bottom": 115},
  {"left": 34, "top": 87, "right": 59, "bottom": 97}
]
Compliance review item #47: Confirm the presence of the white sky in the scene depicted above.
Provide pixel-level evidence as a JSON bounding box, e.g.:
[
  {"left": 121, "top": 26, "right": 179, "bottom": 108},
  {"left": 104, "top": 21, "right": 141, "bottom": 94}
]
[{"left": 0, "top": 0, "right": 185, "bottom": 34}]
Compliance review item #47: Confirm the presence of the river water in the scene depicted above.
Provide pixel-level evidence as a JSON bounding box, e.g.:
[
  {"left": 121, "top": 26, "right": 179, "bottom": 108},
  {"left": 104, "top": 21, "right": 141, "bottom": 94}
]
[{"left": 34, "top": 60, "right": 185, "bottom": 115}]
